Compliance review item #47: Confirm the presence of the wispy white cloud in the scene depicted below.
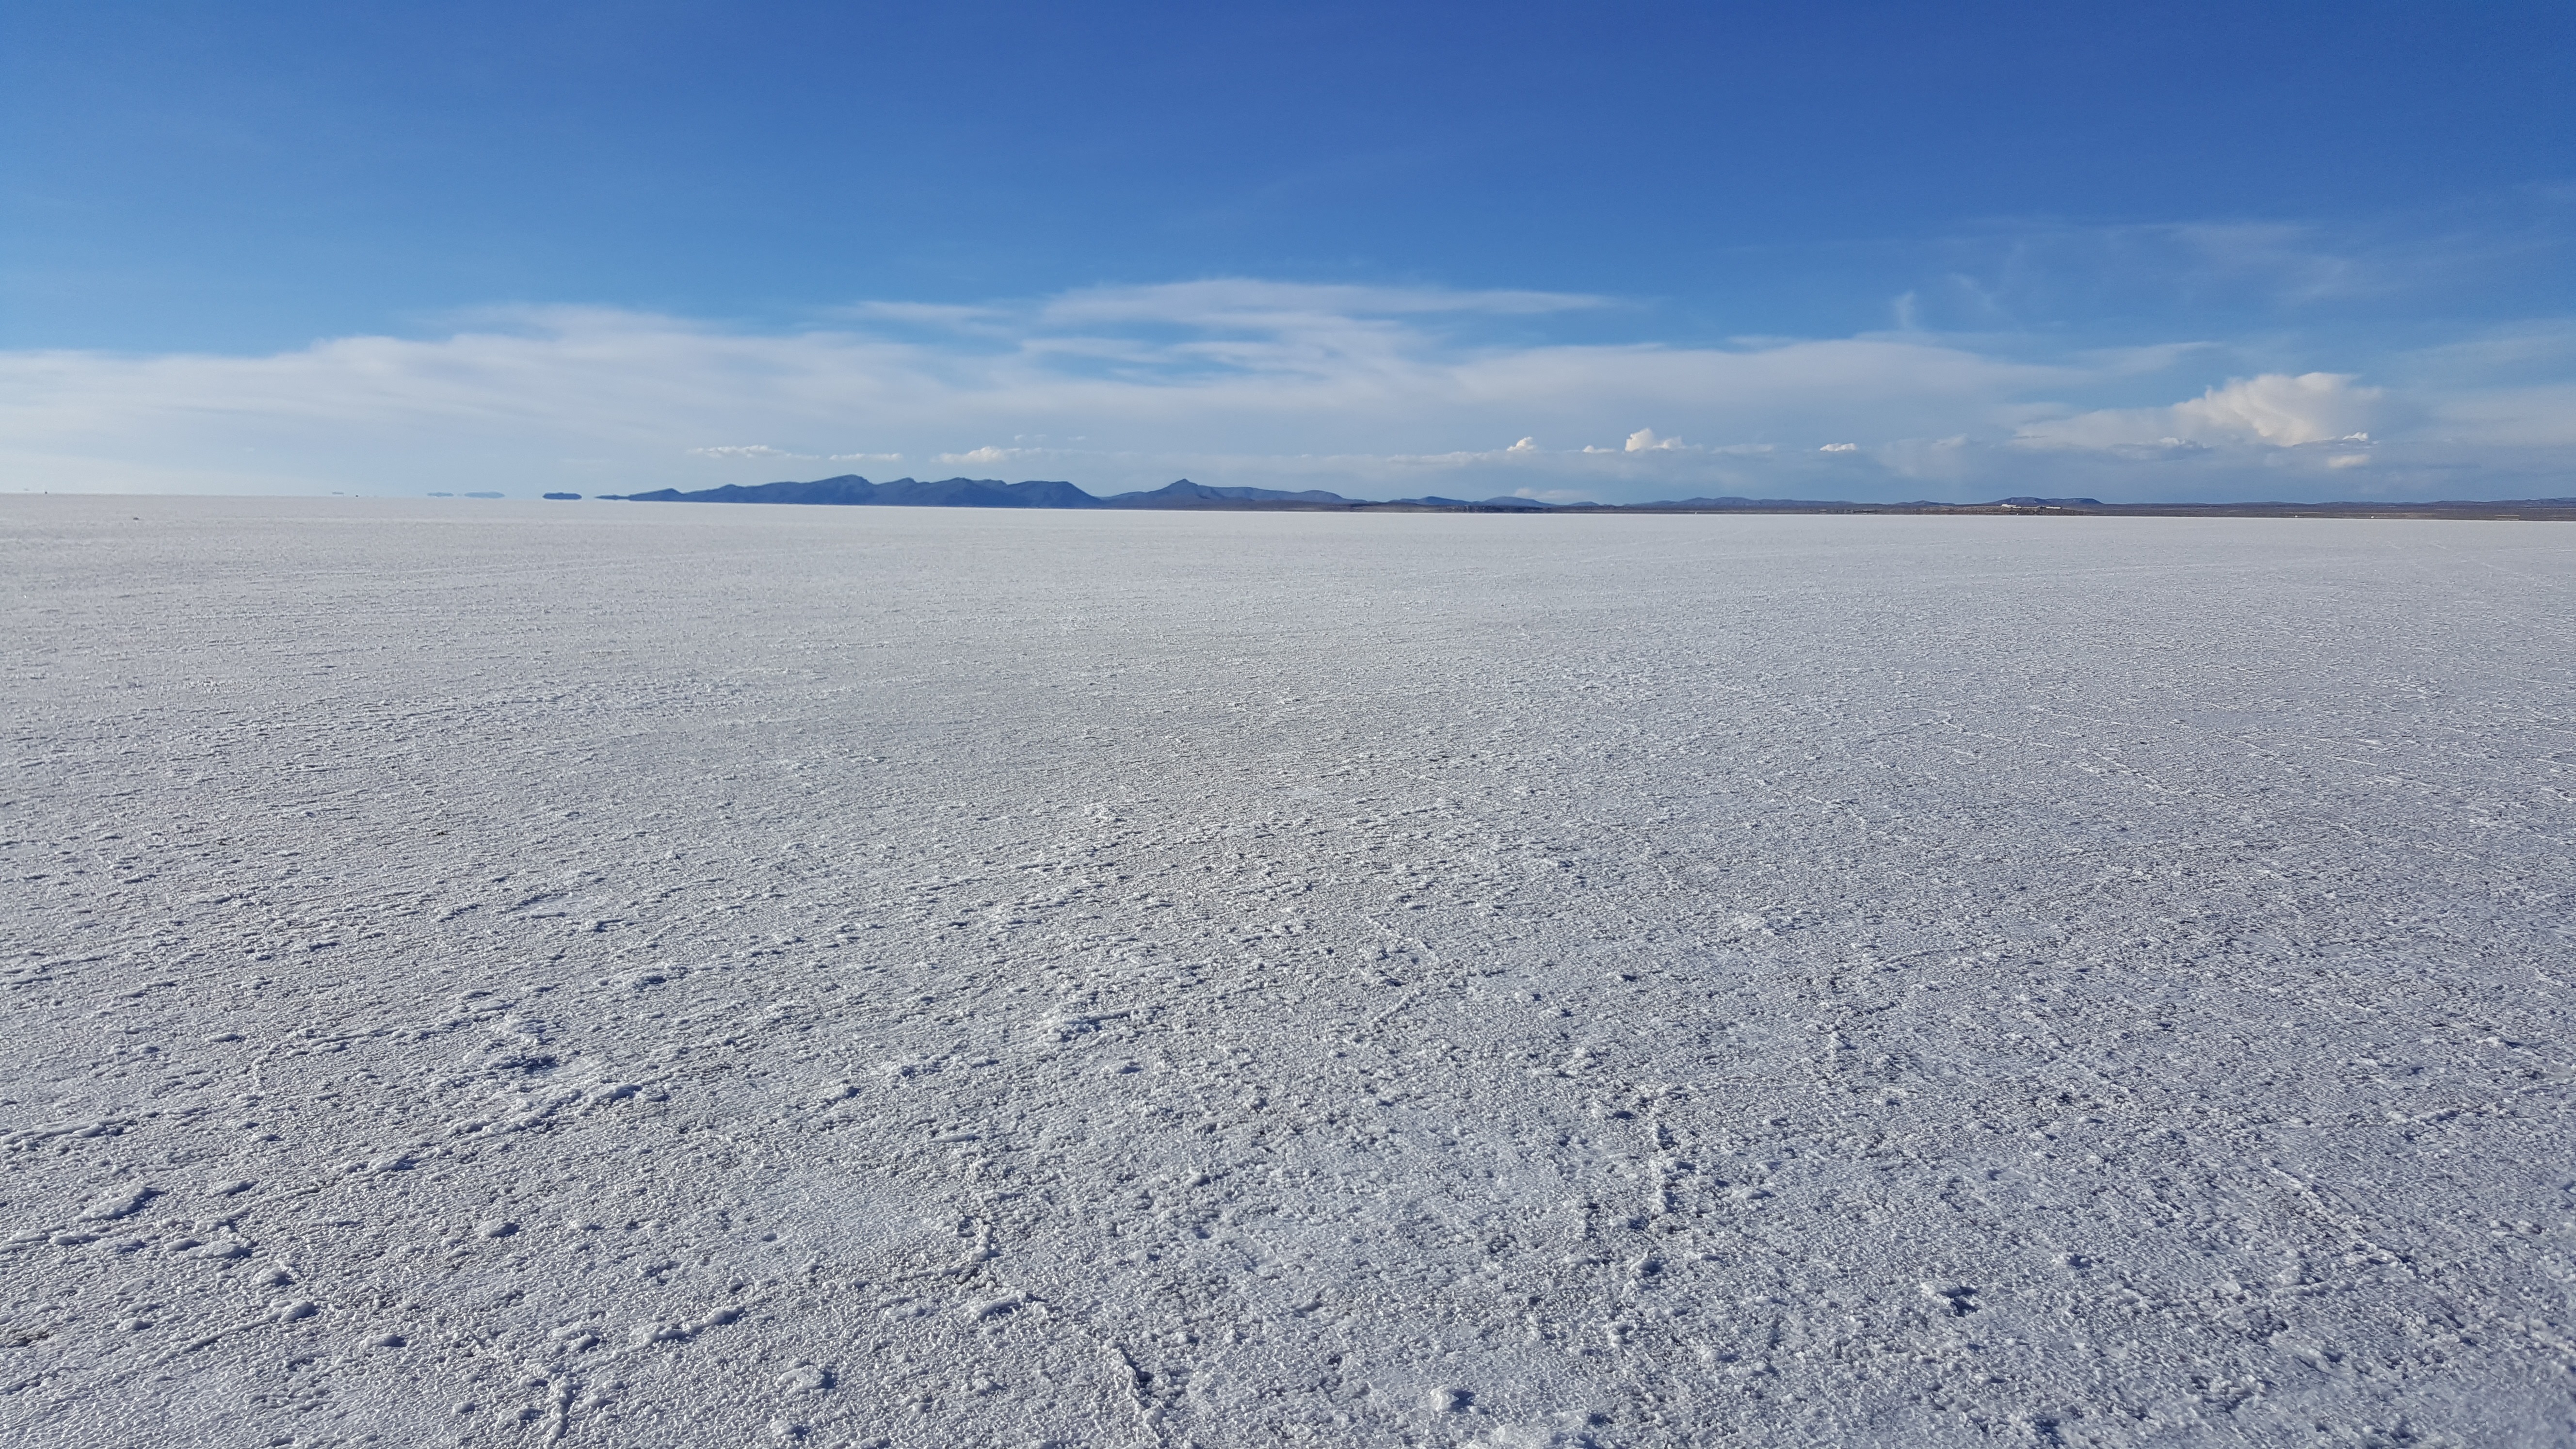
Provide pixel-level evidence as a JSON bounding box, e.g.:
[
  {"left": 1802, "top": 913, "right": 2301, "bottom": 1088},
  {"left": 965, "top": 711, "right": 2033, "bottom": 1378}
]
[
  {"left": 1, "top": 280, "right": 2566, "bottom": 503},
  {"left": 1870, "top": 193, "right": 2575, "bottom": 339},
  {"left": 2155, "top": 222, "right": 2381, "bottom": 305},
  {"left": 1032, "top": 279, "right": 1609, "bottom": 326},
  {"left": 934, "top": 445, "right": 1038, "bottom": 466}
]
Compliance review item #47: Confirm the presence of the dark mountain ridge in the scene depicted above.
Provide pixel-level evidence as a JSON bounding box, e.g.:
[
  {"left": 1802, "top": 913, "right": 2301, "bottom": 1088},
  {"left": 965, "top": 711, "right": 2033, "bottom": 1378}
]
[
  {"left": 612, "top": 475, "right": 1099, "bottom": 508},
  {"left": 598, "top": 475, "right": 2576, "bottom": 520}
]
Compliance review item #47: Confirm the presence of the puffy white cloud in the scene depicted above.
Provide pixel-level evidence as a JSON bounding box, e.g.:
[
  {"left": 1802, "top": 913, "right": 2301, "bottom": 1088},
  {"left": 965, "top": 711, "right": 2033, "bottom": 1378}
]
[
  {"left": 2014, "top": 372, "right": 2383, "bottom": 451},
  {"left": 2172, "top": 372, "right": 2380, "bottom": 445},
  {"left": 1624, "top": 428, "right": 1685, "bottom": 451}
]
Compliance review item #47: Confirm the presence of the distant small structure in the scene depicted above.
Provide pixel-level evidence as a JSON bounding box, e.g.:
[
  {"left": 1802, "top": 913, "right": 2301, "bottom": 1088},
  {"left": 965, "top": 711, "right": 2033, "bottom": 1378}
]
[
  {"left": 464, "top": 491, "right": 504, "bottom": 499},
  {"left": 543, "top": 492, "right": 582, "bottom": 500}
]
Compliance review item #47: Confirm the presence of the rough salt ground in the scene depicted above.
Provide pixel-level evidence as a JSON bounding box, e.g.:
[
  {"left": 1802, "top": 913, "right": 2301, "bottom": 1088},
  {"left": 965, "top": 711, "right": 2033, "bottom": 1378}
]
[{"left": 2, "top": 497, "right": 2570, "bottom": 1447}]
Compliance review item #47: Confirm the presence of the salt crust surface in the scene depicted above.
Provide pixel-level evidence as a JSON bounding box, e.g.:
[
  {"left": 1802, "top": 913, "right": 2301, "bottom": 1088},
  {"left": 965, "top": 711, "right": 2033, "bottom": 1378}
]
[{"left": 2, "top": 497, "right": 2571, "bottom": 1447}]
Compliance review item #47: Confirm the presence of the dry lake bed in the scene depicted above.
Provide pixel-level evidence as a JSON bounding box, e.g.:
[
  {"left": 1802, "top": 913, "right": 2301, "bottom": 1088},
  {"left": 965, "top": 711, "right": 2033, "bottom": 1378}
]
[{"left": 3, "top": 497, "right": 2571, "bottom": 1447}]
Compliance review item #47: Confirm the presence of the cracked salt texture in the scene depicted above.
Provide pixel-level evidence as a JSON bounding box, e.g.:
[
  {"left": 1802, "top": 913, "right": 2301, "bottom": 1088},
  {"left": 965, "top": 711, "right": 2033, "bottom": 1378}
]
[{"left": 2, "top": 497, "right": 2571, "bottom": 1446}]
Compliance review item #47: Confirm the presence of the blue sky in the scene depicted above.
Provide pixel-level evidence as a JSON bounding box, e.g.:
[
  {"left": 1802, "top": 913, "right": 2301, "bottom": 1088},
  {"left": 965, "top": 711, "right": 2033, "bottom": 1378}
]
[{"left": 5, "top": 1, "right": 2571, "bottom": 502}]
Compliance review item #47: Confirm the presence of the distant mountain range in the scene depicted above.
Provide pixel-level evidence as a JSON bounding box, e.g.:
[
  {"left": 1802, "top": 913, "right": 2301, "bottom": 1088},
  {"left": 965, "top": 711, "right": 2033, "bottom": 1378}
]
[
  {"left": 597, "top": 475, "right": 2576, "bottom": 520},
  {"left": 605, "top": 475, "right": 1559, "bottom": 511}
]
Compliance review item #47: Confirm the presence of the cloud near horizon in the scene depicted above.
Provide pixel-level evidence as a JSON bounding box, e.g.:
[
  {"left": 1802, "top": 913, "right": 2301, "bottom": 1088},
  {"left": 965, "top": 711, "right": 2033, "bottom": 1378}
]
[
  {"left": 2016, "top": 372, "right": 2383, "bottom": 451},
  {"left": 2, "top": 281, "right": 2566, "bottom": 503}
]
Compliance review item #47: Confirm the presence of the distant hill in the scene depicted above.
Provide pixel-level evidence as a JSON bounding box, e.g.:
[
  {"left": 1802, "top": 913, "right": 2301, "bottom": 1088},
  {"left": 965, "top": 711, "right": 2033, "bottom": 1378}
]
[
  {"left": 605, "top": 475, "right": 1583, "bottom": 512},
  {"left": 1385, "top": 495, "right": 1554, "bottom": 511},
  {"left": 609, "top": 476, "right": 1368, "bottom": 509},
  {"left": 1102, "top": 480, "right": 1359, "bottom": 508},
  {"left": 596, "top": 475, "right": 2576, "bottom": 521},
  {"left": 610, "top": 475, "right": 1096, "bottom": 508}
]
